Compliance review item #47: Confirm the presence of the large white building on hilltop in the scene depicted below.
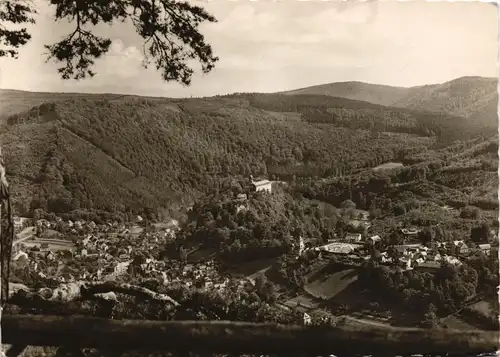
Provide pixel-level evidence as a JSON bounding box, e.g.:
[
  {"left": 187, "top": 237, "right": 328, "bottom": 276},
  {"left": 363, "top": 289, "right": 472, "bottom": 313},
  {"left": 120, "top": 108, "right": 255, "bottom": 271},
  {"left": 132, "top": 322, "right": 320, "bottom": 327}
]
[{"left": 250, "top": 175, "right": 272, "bottom": 193}]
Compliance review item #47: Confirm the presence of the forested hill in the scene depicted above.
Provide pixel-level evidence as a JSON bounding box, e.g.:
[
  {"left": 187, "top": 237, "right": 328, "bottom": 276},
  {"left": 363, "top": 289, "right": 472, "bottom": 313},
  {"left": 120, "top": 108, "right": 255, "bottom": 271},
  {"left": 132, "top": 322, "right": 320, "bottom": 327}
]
[
  {"left": 281, "top": 81, "right": 412, "bottom": 106},
  {"left": 281, "top": 76, "right": 498, "bottom": 127},
  {"left": 0, "top": 91, "right": 494, "bottom": 219},
  {"left": 226, "top": 93, "right": 489, "bottom": 140}
]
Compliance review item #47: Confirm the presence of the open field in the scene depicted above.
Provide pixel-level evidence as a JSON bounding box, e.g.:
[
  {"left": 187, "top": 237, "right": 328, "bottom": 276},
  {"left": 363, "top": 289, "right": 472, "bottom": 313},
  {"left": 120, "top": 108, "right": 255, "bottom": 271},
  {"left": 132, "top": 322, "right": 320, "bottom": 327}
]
[
  {"left": 282, "top": 294, "right": 322, "bottom": 310},
  {"left": 45, "top": 229, "right": 63, "bottom": 238},
  {"left": 129, "top": 226, "right": 144, "bottom": 234},
  {"left": 373, "top": 162, "right": 404, "bottom": 171},
  {"left": 441, "top": 315, "right": 481, "bottom": 331},
  {"left": 14, "top": 226, "right": 36, "bottom": 244},
  {"left": 342, "top": 315, "right": 398, "bottom": 330},
  {"left": 187, "top": 247, "right": 217, "bottom": 263},
  {"left": 224, "top": 257, "right": 277, "bottom": 278},
  {"left": 469, "top": 300, "right": 497, "bottom": 317},
  {"left": 22, "top": 239, "right": 76, "bottom": 251},
  {"left": 304, "top": 268, "right": 359, "bottom": 300}
]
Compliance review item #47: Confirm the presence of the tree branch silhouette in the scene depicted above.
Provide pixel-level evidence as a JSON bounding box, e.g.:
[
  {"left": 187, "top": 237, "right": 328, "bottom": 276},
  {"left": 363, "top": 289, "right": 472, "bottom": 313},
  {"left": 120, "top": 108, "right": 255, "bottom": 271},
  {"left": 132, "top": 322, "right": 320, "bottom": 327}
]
[{"left": 1, "top": 0, "right": 219, "bottom": 84}]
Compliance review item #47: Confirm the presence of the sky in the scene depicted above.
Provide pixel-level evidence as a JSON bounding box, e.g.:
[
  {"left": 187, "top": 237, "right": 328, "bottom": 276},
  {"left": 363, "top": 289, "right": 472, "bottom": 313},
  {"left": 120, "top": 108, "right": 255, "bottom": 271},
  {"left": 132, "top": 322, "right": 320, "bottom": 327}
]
[{"left": 0, "top": 0, "right": 498, "bottom": 97}]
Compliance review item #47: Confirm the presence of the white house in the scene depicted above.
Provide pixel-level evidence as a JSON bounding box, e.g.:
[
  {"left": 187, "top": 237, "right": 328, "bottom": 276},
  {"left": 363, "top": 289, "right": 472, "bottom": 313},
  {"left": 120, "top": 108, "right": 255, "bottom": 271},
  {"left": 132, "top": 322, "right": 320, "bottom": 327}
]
[
  {"left": 443, "top": 255, "right": 462, "bottom": 266},
  {"left": 380, "top": 252, "right": 391, "bottom": 264},
  {"left": 36, "top": 219, "right": 50, "bottom": 228},
  {"left": 236, "top": 204, "right": 248, "bottom": 214},
  {"left": 453, "top": 240, "right": 469, "bottom": 254},
  {"left": 303, "top": 312, "right": 312, "bottom": 325},
  {"left": 344, "top": 232, "right": 362, "bottom": 243},
  {"left": 297, "top": 236, "right": 305, "bottom": 258},
  {"left": 369, "top": 235, "right": 382, "bottom": 244},
  {"left": 478, "top": 244, "right": 492, "bottom": 256},
  {"left": 13, "top": 216, "right": 28, "bottom": 230},
  {"left": 252, "top": 179, "right": 272, "bottom": 193},
  {"left": 236, "top": 193, "right": 248, "bottom": 201},
  {"left": 416, "top": 261, "right": 441, "bottom": 270},
  {"left": 45, "top": 251, "right": 55, "bottom": 261},
  {"left": 114, "top": 260, "right": 132, "bottom": 275},
  {"left": 401, "top": 228, "right": 419, "bottom": 238}
]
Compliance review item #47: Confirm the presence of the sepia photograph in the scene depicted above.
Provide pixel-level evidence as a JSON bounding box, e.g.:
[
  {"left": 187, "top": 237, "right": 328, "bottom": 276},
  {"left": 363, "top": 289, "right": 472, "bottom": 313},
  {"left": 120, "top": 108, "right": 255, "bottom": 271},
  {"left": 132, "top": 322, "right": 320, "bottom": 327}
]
[{"left": 0, "top": 0, "right": 499, "bottom": 356}]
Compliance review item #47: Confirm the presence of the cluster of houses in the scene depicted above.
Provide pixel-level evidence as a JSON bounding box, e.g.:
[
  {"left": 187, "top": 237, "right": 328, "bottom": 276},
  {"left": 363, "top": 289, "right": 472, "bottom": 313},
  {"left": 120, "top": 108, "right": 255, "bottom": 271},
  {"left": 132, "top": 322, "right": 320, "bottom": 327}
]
[
  {"left": 435, "top": 240, "right": 493, "bottom": 257},
  {"left": 12, "top": 215, "right": 262, "bottom": 292},
  {"left": 382, "top": 244, "right": 463, "bottom": 270},
  {"left": 74, "top": 221, "right": 180, "bottom": 281},
  {"left": 12, "top": 216, "right": 182, "bottom": 283},
  {"left": 13, "top": 216, "right": 30, "bottom": 231},
  {"left": 11, "top": 205, "right": 498, "bottom": 291},
  {"left": 297, "top": 224, "right": 496, "bottom": 271},
  {"left": 139, "top": 260, "right": 232, "bottom": 290},
  {"left": 138, "top": 256, "right": 264, "bottom": 293}
]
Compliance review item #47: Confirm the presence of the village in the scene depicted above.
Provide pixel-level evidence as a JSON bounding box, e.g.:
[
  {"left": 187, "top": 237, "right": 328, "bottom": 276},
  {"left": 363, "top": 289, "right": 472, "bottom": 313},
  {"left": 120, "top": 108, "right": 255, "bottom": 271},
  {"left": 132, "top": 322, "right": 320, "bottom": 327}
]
[
  {"left": 241, "top": 177, "right": 496, "bottom": 271},
  {"left": 10, "top": 174, "right": 498, "bottom": 292},
  {"left": 10, "top": 206, "right": 497, "bottom": 289},
  {"left": 7, "top": 172, "right": 500, "bottom": 330},
  {"left": 303, "top": 226, "right": 495, "bottom": 271},
  {"left": 10, "top": 213, "right": 268, "bottom": 295}
]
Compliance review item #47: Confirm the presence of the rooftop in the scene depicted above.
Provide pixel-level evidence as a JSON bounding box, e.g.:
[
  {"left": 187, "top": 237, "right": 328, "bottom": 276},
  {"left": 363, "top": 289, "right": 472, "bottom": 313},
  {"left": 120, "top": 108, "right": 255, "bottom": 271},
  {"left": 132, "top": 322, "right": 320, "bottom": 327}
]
[{"left": 252, "top": 179, "right": 271, "bottom": 186}]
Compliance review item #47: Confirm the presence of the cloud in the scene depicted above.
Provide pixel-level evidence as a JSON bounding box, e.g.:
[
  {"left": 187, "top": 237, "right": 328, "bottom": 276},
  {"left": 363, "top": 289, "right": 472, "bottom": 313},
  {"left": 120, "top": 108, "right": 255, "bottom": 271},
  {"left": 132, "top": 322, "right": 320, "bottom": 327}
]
[{"left": 92, "top": 40, "right": 145, "bottom": 80}]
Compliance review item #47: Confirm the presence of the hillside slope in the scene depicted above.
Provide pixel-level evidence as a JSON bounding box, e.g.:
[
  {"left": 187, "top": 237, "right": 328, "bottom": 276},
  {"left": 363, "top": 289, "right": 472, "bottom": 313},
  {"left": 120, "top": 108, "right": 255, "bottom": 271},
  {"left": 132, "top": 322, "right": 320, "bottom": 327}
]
[
  {"left": 0, "top": 89, "right": 125, "bottom": 121},
  {"left": 0, "top": 89, "right": 168, "bottom": 123},
  {"left": 281, "top": 81, "right": 412, "bottom": 107},
  {"left": 281, "top": 76, "right": 498, "bottom": 126},
  {"left": 1, "top": 95, "right": 442, "bottom": 217},
  {"left": 2, "top": 87, "right": 496, "bottom": 218},
  {"left": 393, "top": 76, "right": 498, "bottom": 126},
  {"left": 296, "top": 135, "right": 499, "bottom": 216},
  {"left": 229, "top": 93, "right": 491, "bottom": 141}
]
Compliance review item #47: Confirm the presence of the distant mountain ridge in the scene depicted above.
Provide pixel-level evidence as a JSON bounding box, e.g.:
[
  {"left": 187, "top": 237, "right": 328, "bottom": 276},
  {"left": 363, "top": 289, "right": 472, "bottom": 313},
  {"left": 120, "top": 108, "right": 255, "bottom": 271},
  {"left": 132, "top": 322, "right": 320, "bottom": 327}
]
[{"left": 281, "top": 76, "right": 498, "bottom": 126}]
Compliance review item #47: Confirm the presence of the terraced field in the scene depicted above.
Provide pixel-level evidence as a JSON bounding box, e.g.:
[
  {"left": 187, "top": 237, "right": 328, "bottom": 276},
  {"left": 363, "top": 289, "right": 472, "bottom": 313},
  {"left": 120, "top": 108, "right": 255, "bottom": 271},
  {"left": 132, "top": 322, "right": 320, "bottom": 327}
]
[{"left": 304, "top": 268, "right": 359, "bottom": 300}]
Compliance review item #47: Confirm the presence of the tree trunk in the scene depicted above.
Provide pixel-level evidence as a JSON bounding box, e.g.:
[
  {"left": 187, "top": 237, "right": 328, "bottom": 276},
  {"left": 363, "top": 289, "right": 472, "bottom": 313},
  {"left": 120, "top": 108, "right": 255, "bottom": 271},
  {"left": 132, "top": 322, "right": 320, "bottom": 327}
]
[{"left": 0, "top": 146, "right": 14, "bottom": 306}]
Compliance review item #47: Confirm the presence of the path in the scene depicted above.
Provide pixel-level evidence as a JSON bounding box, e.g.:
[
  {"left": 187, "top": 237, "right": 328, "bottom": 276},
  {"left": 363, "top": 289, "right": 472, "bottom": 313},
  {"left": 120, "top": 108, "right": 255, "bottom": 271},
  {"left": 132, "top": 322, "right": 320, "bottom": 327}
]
[
  {"left": 248, "top": 265, "right": 272, "bottom": 280},
  {"left": 343, "top": 315, "right": 411, "bottom": 330}
]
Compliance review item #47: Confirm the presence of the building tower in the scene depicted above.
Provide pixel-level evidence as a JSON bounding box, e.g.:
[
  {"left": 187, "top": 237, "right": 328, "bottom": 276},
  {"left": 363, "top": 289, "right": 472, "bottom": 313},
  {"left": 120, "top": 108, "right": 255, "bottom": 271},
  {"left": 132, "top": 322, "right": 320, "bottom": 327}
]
[{"left": 297, "top": 235, "right": 305, "bottom": 258}]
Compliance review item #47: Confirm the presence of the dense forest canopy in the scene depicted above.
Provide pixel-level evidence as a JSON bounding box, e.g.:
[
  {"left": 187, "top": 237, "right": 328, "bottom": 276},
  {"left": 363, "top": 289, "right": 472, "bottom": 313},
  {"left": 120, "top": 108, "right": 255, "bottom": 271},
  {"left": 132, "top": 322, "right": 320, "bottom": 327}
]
[
  {"left": 0, "top": 94, "right": 449, "bottom": 218},
  {"left": 0, "top": 78, "right": 497, "bottom": 221}
]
